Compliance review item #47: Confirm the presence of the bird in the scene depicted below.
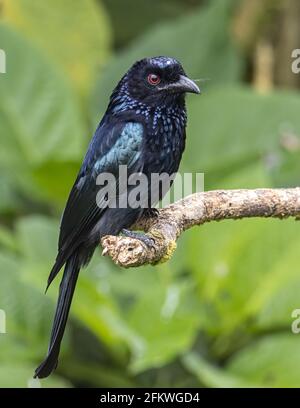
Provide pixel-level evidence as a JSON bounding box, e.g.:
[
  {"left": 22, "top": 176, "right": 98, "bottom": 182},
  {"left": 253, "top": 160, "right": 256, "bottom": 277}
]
[{"left": 34, "top": 56, "right": 200, "bottom": 378}]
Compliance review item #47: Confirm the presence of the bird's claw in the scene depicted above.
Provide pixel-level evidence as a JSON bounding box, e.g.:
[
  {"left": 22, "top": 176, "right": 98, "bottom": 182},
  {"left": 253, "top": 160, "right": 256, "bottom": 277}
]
[
  {"left": 102, "top": 247, "right": 109, "bottom": 256},
  {"left": 121, "top": 229, "right": 155, "bottom": 249},
  {"left": 143, "top": 207, "right": 159, "bottom": 218}
]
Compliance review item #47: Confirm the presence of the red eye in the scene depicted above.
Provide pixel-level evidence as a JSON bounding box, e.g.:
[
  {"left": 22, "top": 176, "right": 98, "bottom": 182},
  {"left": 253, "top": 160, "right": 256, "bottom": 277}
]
[{"left": 147, "top": 73, "right": 161, "bottom": 86}]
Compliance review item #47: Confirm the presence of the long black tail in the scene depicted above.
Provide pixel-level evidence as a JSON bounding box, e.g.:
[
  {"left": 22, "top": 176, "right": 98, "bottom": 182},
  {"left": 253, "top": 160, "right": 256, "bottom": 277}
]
[{"left": 34, "top": 252, "right": 81, "bottom": 379}]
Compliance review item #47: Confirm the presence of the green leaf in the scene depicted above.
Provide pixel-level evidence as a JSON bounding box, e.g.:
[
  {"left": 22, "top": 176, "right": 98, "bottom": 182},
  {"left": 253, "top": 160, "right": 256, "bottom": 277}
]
[
  {"left": 184, "top": 86, "right": 300, "bottom": 187},
  {"left": 16, "top": 216, "right": 58, "bottom": 264},
  {"left": 182, "top": 218, "right": 300, "bottom": 340},
  {"left": 226, "top": 334, "right": 300, "bottom": 387},
  {"left": 102, "top": 0, "right": 192, "bottom": 49},
  {"left": 13, "top": 216, "right": 132, "bottom": 359},
  {"left": 0, "top": 250, "right": 55, "bottom": 363},
  {"left": 127, "top": 282, "right": 199, "bottom": 373},
  {"left": 0, "top": 224, "right": 18, "bottom": 252},
  {"left": 0, "top": 363, "right": 70, "bottom": 387},
  {"left": 61, "top": 361, "right": 136, "bottom": 388},
  {"left": 0, "top": 23, "right": 86, "bottom": 205},
  {"left": 182, "top": 352, "right": 257, "bottom": 388},
  {"left": 168, "top": 160, "right": 300, "bottom": 362},
  {"left": 3, "top": 0, "right": 111, "bottom": 96},
  {"left": 245, "top": 237, "right": 300, "bottom": 330},
  {"left": 0, "top": 171, "right": 21, "bottom": 214}
]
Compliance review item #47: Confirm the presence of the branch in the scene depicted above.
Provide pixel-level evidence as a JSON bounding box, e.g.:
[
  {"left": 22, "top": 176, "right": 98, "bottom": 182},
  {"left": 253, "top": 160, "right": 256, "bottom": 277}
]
[{"left": 101, "top": 188, "right": 300, "bottom": 268}]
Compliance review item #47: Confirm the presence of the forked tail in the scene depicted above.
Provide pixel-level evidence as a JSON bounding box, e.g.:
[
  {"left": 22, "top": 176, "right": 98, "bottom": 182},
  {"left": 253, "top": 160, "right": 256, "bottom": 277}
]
[{"left": 34, "top": 252, "right": 81, "bottom": 379}]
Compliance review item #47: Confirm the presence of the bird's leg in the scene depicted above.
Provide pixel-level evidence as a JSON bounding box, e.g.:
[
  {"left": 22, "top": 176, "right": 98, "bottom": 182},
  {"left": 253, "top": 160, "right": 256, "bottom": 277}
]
[
  {"left": 143, "top": 207, "right": 159, "bottom": 218},
  {"left": 121, "top": 229, "right": 155, "bottom": 248}
]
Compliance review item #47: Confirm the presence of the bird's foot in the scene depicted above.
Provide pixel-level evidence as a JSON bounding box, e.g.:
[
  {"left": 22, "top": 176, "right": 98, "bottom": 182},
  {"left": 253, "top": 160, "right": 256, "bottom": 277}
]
[
  {"left": 121, "top": 229, "right": 155, "bottom": 248},
  {"left": 143, "top": 207, "right": 159, "bottom": 218}
]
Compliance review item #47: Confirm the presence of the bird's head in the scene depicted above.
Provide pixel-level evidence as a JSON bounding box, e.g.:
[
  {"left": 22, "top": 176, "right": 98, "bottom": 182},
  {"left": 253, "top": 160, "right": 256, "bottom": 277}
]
[{"left": 117, "top": 56, "right": 200, "bottom": 107}]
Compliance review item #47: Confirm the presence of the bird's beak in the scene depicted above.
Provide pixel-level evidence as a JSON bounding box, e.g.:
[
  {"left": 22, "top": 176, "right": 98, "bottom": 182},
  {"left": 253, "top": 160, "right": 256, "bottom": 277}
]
[{"left": 162, "top": 75, "right": 200, "bottom": 94}]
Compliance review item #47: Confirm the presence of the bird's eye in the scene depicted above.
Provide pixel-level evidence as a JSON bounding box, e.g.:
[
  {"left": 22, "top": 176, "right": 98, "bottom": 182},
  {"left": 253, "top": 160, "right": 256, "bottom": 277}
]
[{"left": 147, "top": 73, "right": 161, "bottom": 86}]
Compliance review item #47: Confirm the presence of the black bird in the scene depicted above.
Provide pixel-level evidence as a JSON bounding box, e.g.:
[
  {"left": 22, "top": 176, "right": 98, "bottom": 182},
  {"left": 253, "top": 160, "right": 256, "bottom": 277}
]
[{"left": 34, "top": 56, "right": 200, "bottom": 378}]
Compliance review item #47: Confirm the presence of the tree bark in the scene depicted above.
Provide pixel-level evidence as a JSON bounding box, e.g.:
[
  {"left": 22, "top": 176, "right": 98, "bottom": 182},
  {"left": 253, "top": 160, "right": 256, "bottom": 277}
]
[{"left": 101, "top": 188, "right": 300, "bottom": 267}]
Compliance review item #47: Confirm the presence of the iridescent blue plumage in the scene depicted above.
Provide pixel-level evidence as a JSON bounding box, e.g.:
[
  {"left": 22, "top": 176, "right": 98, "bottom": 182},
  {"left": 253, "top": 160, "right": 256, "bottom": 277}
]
[
  {"left": 94, "top": 122, "right": 143, "bottom": 173},
  {"left": 35, "top": 56, "right": 200, "bottom": 378}
]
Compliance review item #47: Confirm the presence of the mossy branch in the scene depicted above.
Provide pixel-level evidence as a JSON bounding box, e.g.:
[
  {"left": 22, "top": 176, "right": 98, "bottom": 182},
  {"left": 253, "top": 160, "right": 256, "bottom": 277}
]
[{"left": 101, "top": 188, "right": 300, "bottom": 267}]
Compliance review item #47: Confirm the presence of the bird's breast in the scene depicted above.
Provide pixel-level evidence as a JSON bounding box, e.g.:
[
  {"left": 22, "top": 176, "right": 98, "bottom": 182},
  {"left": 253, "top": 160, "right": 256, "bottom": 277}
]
[{"left": 143, "top": 110, "right": 186, "bottom": 175}]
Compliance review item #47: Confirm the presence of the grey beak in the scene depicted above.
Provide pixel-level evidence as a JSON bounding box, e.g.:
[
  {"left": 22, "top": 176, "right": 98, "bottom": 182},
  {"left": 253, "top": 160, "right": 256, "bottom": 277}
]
[
  {"left": 176, "top": 75, "right": 201, "bottom": 94},
  {"left": 161, "top": 75, "right": 200, "bottom": 94}
]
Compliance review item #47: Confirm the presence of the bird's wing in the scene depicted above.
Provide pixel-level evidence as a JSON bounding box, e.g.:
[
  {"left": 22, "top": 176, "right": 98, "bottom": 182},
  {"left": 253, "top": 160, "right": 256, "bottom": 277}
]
[{"left": 47, "top": 120, "right": 144, "bottom": 288}]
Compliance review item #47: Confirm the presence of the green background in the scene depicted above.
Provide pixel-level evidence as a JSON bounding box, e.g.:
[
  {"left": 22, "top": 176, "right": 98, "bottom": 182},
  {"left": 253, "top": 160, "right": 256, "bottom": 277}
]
[{"left": 0, "top": 0, "right": 300, "bottom": 388}]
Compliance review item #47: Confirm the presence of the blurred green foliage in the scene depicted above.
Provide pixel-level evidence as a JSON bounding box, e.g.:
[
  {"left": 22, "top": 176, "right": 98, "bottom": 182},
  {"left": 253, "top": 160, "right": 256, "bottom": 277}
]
[{"left": 1, "top": 0, "right": 300, "bottom": 388}]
